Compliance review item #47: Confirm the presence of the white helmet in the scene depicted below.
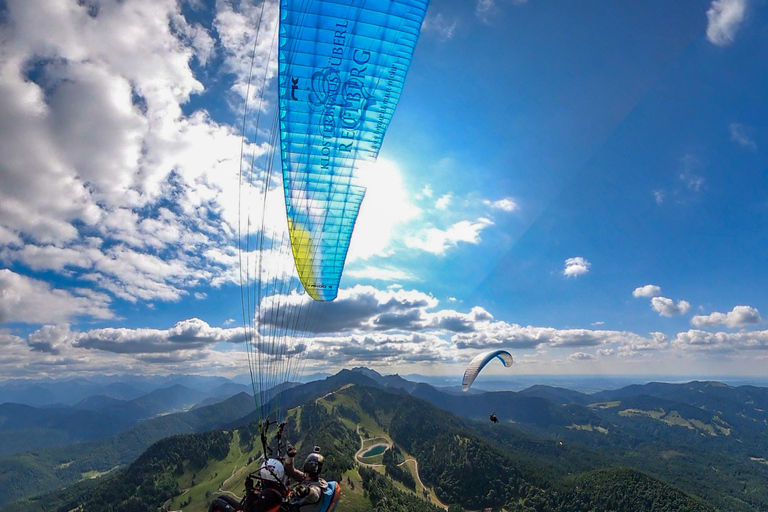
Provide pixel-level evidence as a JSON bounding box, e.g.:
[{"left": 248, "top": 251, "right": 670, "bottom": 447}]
[{"left": 259, "top": 458, "right": 286, "bottom": 485}]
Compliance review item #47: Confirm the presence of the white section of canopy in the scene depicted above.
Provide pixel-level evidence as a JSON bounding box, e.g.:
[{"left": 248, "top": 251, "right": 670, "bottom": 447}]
[{"left": 461, "top": 350, "right": 514, "bottom": 391}]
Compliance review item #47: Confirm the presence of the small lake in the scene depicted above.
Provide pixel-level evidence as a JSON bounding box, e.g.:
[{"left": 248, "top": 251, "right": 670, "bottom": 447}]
[{"left": 361, "top": 444, "right": 388, "bottom": 457}]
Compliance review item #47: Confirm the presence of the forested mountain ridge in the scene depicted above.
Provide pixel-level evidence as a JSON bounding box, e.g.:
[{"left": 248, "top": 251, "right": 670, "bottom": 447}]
[
  {"left": 3, "top": 370, "right": 768, "bottom": 511},
  {"left": 0, "top": 392, "right": 256, "bottom": 507},
  {"left": 0, "top": 383, "right": 252, "bottom": 457},
  {"left": 6, "top": 383, "right": 720, "bottom": 512}
]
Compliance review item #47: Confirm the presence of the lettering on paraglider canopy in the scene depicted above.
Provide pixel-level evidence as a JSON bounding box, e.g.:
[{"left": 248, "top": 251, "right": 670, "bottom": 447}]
[
  {"left": 370, "top": 58, "right": 402, "bottom": 158},
  {"left": 307, "top": 20, "right": 376, "bottom": 164}
]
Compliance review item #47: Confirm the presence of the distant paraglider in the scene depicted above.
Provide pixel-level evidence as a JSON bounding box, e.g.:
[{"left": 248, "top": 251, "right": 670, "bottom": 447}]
[
  {"left": 489, "top": 412, "right": 499, "bottom": 424},
  {"left": 462, "top": 349, "right": 514, "bottom": 392}
]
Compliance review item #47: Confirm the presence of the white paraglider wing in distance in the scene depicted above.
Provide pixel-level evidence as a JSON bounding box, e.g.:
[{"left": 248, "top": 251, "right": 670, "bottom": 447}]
[{"left": 462, "top": 350, "right": 514, "bottom": 391}]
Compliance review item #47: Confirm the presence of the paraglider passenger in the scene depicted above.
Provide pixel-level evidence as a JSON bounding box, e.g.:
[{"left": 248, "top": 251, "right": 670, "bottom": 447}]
[
  {"left": 209, "top": 458, "right": 289, "bottom": 512},
  {"left": 489, "top": 412, "right": 499, "bottom": 423},
  {"left": 285, "top": 445, "right": 329, "bottom": 511}
]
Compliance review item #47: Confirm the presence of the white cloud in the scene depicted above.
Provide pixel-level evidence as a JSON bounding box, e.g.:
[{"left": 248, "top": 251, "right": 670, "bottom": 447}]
[
  {"left": 0, "top": 0, "right": 273, "bottom": 312},
  {"left": 563, "top": 257, "right": 590, "bottom": 278},
  {"left": 651, "top": 297, "right": 691, "bottom": 317},
  {"left": 405, "top": 218, "right": 494, "bottom": 255},
  {"left": 346, "top": 267, "right": 417, "bottom": 282},
  {"left": 453, "top": 323, "right": 658, "bottom": 351},
  {"left": 678, "top": 154, "right": 705, "bottom": 193},
  {"left": 476, "top": 0, "right": 527, "bottom": 23},
  {"left": 435, "top": 194, "right": 453, "bottom": 210},
  {"left": 691, "top": 305, "right": 761, "bottom": 329},
  {"left": 422, "top": 12, "right": 458, "bottom": 42},
  {"left": 729, "top": 122, "right": 757, "bottom": 149},
  {"left": 568, "top": 352, "right": 594, "bottom": 362},
  {"left": 673, "top": 328, "right": 768, "bottom": 352},
  {"left": 617, "top": 332, "right": 669, "bottom": 357},
  {"left": 653, "top": 190, "right": 665, "bottom": 205},
  {"left": 680, "top": 172, "right": 704, "bottom": 193},
  {"left": 258, "top": 285, "right": 439, "bottom": 334},
  {"left": 706, "top": 0, "right": 748, "bottom": 46},
  {"left": 633, "top": 284, "right": 661, "bottom": 298},
  {"left": 256, "top": 286, "right": 664, "bottom": 361},
  {"left": 75, "top": 318, "right": 245, "bottom": 354},
  {"left": 0, "top": 269, "right": 113, "bottom": 323},
  {"left": 0, "top": 321, "right": 250, "bottom": 379},
  {"left": 1, "top": 278, "right": 736, "bottom": 378},
  {"left": 0, "top": 0, "right": 268, "bottom": 300},
  {"left": 476, "top": 0, "right": 495, "bottom": 21},
  {"left": 484, "top": 197, "right": 519, "bottom": 212},
  {"left": 214, "top": 0, "right": 279, "bottom": 103}
]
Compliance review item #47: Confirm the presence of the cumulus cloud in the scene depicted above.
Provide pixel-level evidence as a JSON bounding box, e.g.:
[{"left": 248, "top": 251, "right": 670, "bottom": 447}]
[
  {"left": 453, "top": 323, "right": 658, "bottom": 352},
  {"left": 75, "top": 318, "right": 245, "bottom": 354},
  {"left": 435, "top": 194, "right": 453, "bottom": 210},
  {"left": 0, "top": 0, "right": 283, "bottom": 316},
  {"left": 633, "top": 284, "right": 662, "bottom": 298},
  {"left": 618, "top": 332, "right": 669, "bottom": 357},
  {"left": 0, "top": 269, "right": 113, "bottom": 323},
  {"left": 706, "top": 0, "right": 748, "bottom": 46},
  {"left": 0, "top": 321, "right": 251, "bottom": 379},
  {"left": 256, "top": 286, "right": 669, "bottom": 366},
  {"left": 563, "top": 257, "right": 590, "bottom": 278},
  {"left": 653, "top": 190, "right": 665, "bottom": 205},
  {"left": 0, "top": 277, "right": 727, "bottom": 379},
  {"left": 258, "top": 285, "right": 438, "bottom": 334},
  {"left": 483, "top": 197, "right": 519, "bottom": 212},
  {"left": 304, "top": 332, "right": 455, "bottom": 367},
  {"left": 651, "top": 297, "right": 691, "bottom": 317},
  {"left": 673, "top": 328, "right": 768, "bottom": 352},
  {"left": 691, "top": 305, "right": 761, "bottom": 329},
  {"left": 568, "top": 352, "right": 594, "bottom": 362},
  {"left": 405, "top": 218, "right": 494, "bottom": 255},
  {"left": 729, "top": 123, "right": 757, "bottom": 149}
]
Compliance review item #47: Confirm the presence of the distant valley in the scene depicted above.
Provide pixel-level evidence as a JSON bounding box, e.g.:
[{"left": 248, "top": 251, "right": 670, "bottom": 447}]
[{"left": 1, "top": 370, "right": 768, "bottom": 511}]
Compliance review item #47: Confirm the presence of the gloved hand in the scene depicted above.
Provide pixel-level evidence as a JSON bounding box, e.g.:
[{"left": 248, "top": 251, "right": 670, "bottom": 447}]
[
  {"left": 295, "top": 484, "right": 309, "bottom": 498},
  {"left": 286, "top": 445, "right": 297, "bottom": 458}
]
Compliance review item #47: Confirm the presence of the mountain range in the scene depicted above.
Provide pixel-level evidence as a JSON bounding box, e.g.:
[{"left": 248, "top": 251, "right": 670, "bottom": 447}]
[{"left": 1, "top": 369, "right": 768, "bottom": 511}]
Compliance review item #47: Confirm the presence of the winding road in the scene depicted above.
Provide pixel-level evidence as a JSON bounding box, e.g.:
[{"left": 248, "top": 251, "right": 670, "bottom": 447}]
[{"left": 354, "top": 425, "right": 446, "bottom": 510}]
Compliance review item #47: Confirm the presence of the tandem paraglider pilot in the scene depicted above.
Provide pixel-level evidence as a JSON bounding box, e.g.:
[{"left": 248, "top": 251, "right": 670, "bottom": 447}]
[
  {"left": 285, "top": 445, "right": 341, "bottom": 512},
  {"left": 209, "top": 458, "right": 289, "bottom": 512},
  {"left": 209, "top": 445, "right": 340, "bottom": 512}
]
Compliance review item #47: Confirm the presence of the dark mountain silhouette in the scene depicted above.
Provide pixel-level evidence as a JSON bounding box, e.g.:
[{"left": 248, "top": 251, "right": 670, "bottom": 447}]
[{"left": 518, "top": 384, "right": 593, "bottom": 405}]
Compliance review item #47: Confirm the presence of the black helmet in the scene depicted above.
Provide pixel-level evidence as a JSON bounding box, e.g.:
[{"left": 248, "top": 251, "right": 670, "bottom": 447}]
[{"left": 303, "top": 446, "right": 324, "bottom": 477}]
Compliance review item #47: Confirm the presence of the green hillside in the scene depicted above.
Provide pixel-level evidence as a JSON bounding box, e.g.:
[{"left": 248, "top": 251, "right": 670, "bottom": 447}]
[
  {"left": 0, "top": 392, "right": 255, "bottom": 507},
  {"left": 7, "top": 383, "right": 725, "bottom": 512}
]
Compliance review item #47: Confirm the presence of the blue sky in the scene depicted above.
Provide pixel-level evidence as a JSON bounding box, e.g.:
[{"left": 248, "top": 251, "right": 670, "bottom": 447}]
[{"left": 1, "top": 0, "right": 767, "bottom": 381}]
